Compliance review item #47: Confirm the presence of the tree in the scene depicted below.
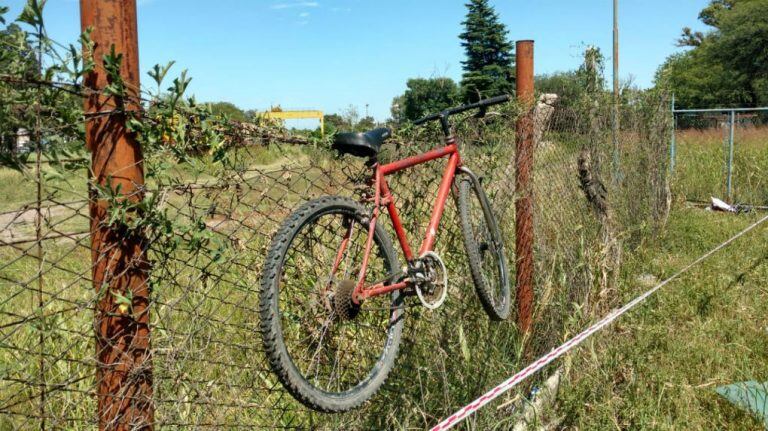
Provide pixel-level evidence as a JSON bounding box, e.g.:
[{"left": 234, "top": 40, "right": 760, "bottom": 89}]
[
  {"left": 356, "top": 116, "right": 376, "bottom": 132},
  {"left": 340, "top": 105, "right": 360, "bottom": 130},
  {"left": 323, "top": 113, "right": 347, "bottom": 133},
  {"left": 535, "top": 47, "right": 607, "bottom": 112},
  {"left": 699, "top": 0, "right": 740, "bottom": 27},
  {"left": 459, "top": 0, "right": 515, "bottom": 102},
  {"left": 578, "top": 46, "right": 606, "bottom": 97},
  {"left": 206, "top": 101, "right": 247, "bottom": 122},
  {"left": 323, "top": 113, "right": 348, "bottom": 133},
  {"left": 391, "top": 77, "right": 461, "bottom": 123},
  {"left": 657, "top": 50, "right": 748, "bottom": 108},
  {"left": 323, "top": 107, "right": 377, "bottom": 133},
  {"left": 1, "top": 23, "right": 40, "bottom": 147},
  {"left": 0, "top": 3, "right": 84, "bottom": 160},
  {"left": 656, "top": 0, "right": 768, "bottom": 107},
  {"left": 707, "top": 0, "right": 768, "bottom": 105},
  {"left": 536, "top": 71, "right": 582, "bottom": 109}
]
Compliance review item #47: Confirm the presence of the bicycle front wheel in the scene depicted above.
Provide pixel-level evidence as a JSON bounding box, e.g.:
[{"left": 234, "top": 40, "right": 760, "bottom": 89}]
[
  {"left": 260, "top": 196, "right": 404, "bottom": 412},
  {"left": 457, "top": 177, "right": 511, "bottom": 321}
]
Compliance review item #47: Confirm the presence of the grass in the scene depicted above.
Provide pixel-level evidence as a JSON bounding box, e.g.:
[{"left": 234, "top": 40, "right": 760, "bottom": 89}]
[
  {"left": 673, "top": 125, "right": 768, "bottom": 205},
  {"left": 557, "top": 206, "right": 768, "bottom": 429},
  {"left": 2, "top": 119, "right": 766, "bottom": 429},
  {"left": 0, "top": 166, "right": 89, "bottom": 213}
]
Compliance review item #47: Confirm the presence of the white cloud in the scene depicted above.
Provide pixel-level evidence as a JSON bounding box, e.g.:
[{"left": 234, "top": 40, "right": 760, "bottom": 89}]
[
  {"left": 271, "top": 1, "right": 319, "bottom": 10},
  {"left": 299, "top": 12, "right": 310, "bottom": 17}
]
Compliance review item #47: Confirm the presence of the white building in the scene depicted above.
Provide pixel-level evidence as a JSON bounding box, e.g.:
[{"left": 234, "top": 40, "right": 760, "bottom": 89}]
[{"left": 15, "top": 128, "right": 31, "bottom": 153}]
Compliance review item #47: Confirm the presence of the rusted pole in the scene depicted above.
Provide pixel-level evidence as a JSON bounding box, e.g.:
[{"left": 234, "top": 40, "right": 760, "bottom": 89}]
[
  {"left": 80, "top": 1, "right": 153, "bottom": 429},
  {"left": 515, "top": 40, "right": 535, "bottom": 334}
]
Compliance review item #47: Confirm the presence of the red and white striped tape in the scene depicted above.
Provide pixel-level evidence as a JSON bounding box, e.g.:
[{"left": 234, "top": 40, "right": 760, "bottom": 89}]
[{"left": 431, "top": 213, "right": 768, "bottom": 431}]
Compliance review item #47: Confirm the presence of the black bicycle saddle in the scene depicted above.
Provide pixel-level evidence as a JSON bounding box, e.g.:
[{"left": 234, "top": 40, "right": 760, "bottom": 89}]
[{"left": 332, "top": 128, "right": 392, "bottom": 158}]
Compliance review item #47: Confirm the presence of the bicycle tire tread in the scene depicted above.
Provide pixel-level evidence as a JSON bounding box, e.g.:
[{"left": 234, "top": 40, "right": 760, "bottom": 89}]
[
  {"left": 457, "top": 179, "right": 511, "bottom": 321},
  {"left": 259, "top": 196, "right": 403, "bottom": 412}
]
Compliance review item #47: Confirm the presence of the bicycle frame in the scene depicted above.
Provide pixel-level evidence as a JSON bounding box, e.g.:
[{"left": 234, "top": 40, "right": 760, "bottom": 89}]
[{"left": 329, "top": 137, "right": 463, "bottom": 304}]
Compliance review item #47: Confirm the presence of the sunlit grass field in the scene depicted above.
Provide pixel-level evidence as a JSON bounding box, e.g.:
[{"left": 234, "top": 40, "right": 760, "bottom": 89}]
[
  {"left": 559, "top": 207, "right": 768, "bottom": 430},
  {"left": 673, "top": 125, "right": 768, "bottom": 205}
]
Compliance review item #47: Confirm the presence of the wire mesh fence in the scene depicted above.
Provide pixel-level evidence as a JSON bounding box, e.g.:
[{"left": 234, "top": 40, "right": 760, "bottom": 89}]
[
  {"left": 0, "top": 7, "right": 673, "bottom": 428},
  {"left": 528, "top": 89, "right": 672, "bottom": 360},
  {"left": 0, "top": 112, "right": 517, "bottom": 429},
  {"left": 0, "top": 89, "right": 672, "bottom": 430},
  {"left": 671, "top": 108, "right": 768, "bottom": 207}
]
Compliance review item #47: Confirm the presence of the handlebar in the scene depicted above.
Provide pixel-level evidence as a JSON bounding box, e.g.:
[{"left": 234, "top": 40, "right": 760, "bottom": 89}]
[{"left": 413, "top": 94, "right": 510, "bottom": 126}]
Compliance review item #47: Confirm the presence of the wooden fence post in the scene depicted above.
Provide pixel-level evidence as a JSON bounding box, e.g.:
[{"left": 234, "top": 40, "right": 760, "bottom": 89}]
[
  {"left": 515, "top": 40, "right": 535, "bottom": 334},
  {"left": 80, "top": 0, "right": 153, "bottom": 429}
]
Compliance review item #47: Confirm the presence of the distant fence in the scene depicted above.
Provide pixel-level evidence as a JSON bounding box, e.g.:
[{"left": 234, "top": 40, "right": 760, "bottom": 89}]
[{"left": 671, "top": 102, "right": 768, "bottom": 206}]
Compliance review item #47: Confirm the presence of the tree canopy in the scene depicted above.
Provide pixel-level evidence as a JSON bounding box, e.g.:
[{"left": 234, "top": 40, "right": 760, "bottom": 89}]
[
  {"left": 657, "top": 0, "right": 768, "bottom": 108},
  {"left": 206, "top": 101, "right": 247, "bottom": 122},
  {"left": 388, "top": 1, "right": 514, "bottom": 123},
  {"left": 390, "top": 77, "right": 461, "bottom": 123},
  {"left": 459, "top": 0, "right": 515, "bottom": 102}
]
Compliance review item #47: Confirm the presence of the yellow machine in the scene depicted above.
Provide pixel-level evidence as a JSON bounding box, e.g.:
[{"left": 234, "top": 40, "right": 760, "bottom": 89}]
[{"left": 261, "top": 107, "right": 324, "bottom": 136}]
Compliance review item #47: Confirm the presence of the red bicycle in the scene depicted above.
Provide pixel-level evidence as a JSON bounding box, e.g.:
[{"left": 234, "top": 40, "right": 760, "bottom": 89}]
[{"left": 260, "top": 95, "right": 511, "bottom": 412}]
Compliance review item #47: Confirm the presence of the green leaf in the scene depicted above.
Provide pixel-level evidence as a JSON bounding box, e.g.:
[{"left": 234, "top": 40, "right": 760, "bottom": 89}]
[
  {"left": 18, "top": 0, "right": 46, "bottom": 28},
  {"left": 41, "top": 166, "right": 66, "bottom": 182},
  {"left": 148, "top": 61, "right": 175, "bottom": 88},
  {"left": 0, "top": 6, "right": 9, "bottom": 24},
  {"left": 102, "top": 44, "right": 126, "bottom": 97},
  {"left": 79, "top": 27, "right": 95, "bottom": 77},
  {"left": 111, "top": 290, "right": 133, "bottom": 306}
]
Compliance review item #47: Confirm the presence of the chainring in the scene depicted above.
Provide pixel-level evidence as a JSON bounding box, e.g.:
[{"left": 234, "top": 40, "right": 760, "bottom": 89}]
[{"left": 415, "top": 251, "right": 448, "bottom": 310}]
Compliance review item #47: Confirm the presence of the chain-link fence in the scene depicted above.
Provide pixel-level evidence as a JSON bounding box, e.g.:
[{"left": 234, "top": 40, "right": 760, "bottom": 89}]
[
  {"left": 0, "top": 101, "right": 517, "bottom": 429},
  {"left": 671, "top": 107, "right": 768, "bottom": 207},
  {"left": 0, "top": 95, "right": 671, "bottom": 430},
  {"left": 1, "top": 6, "right": 673, "bottom": 428},
  {"left": 529, "top": 89, "right": 671, "bottom": 359}
]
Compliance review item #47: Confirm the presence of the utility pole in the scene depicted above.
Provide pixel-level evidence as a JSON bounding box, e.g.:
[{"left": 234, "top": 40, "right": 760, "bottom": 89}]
[{"left": 612, "top": 0, "right": 620, "bottom": 180}]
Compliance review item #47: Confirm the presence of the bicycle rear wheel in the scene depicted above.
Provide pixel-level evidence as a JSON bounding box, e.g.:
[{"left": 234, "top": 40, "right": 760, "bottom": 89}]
[
  {"left": 260, "top": 196, "right": 404, "bottom": 412},
  {"left": 457, "top": 176, "right": 511, "bottom": 320}
]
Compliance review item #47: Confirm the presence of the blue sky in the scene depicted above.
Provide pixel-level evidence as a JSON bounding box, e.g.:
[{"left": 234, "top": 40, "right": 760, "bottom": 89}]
[{"left": 4, "top": 0, "right": 710, "bottom": 122}]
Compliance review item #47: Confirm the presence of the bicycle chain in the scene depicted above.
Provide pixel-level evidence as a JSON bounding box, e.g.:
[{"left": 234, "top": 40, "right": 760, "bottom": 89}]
[{"left": 351, "top": 267, "right": 441, "bottom": 312}]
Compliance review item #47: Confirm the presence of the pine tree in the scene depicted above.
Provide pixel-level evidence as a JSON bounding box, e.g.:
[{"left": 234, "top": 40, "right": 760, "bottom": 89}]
[{"left": 459, "top": 0, "right": 515, "bottom": 102}]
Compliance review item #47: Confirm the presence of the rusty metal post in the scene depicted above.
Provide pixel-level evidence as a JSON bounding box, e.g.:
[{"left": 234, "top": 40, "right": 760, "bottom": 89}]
[
  {"left": 80, "top": 1, "right": 153, "bottom": 429},
  {"left": 515, "top": 40, "right": 535, "bottom": 334}
]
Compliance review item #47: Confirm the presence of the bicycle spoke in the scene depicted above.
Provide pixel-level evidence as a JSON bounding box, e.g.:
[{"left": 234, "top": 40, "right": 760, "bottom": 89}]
[{"left": 272, "top": 204, "right": 401, "bottom": 394}]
